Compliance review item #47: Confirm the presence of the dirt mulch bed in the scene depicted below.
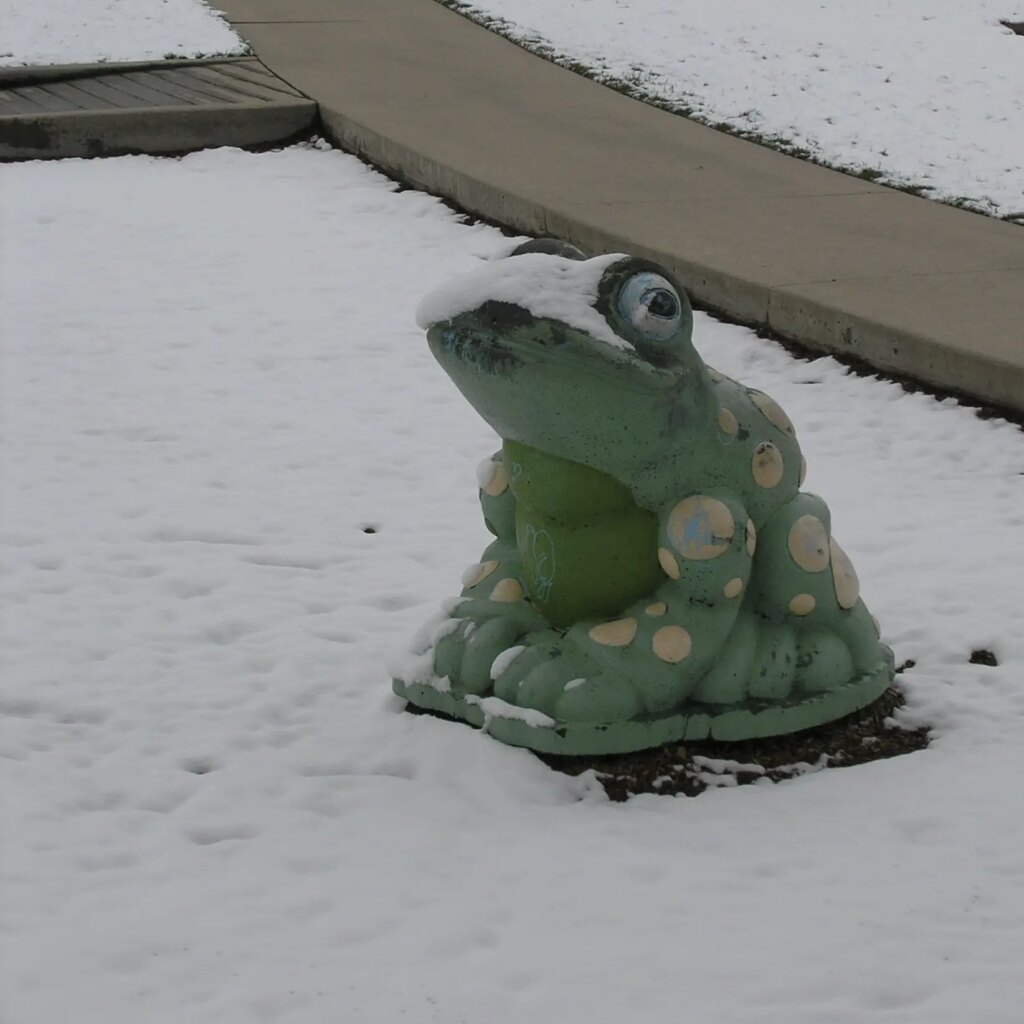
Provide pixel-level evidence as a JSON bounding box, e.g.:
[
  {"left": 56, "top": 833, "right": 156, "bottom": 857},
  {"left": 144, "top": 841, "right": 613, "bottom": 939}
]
[{"left": 541, "top": 681, "right": 929, "bottom": 801}]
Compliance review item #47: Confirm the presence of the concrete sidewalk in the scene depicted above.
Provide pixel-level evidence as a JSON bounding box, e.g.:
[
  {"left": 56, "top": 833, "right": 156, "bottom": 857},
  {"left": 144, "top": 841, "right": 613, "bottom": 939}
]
[{"left": 225, "top": 0, "right": 1023, "bottom": 411}]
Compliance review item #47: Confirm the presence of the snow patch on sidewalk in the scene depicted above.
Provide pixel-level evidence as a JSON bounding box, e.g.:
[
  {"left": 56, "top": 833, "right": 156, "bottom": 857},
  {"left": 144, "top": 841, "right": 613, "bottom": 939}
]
[{"left": 450, "top": 0, "right": 1024, "bottom": 218}]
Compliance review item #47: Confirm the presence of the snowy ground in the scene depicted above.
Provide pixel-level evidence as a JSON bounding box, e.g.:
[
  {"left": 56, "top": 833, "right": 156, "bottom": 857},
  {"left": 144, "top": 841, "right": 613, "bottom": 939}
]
[
  {"left": 0, "top": 0, "right": 244, "bottom": 67},
  {"left": 2, "top": 145, "right": 1024, "bottom": 1024},
  {"left": 446, "top": 0, "right": 1024, "bottom": 219}
]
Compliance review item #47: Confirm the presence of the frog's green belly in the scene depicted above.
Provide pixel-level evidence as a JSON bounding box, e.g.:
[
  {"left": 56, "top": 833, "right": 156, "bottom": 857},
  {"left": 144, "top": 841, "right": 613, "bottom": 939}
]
[
  {"left": 504, "top": 440, "right": 662, "bottom": 628},
  {"left": 515, "top": 505, "right": 661, "bottom": 627}
]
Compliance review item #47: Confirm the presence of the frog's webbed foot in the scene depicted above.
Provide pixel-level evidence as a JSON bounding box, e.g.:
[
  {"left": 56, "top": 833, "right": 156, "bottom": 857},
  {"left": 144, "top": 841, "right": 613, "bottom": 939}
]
[
  {"left": 429, "top": 536, "right": 547, "bottom": 695},
  {"left": 491, "top": 632, "right": 643, "bottom": 722},
  {"left": 420, "top": 450, "right": 546, "bottom": 694}
]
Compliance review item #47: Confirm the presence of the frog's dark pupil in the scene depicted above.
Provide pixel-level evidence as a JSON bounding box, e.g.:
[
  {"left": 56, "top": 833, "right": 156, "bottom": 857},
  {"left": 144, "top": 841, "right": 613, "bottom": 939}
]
[{"left": 645, "top": 289, "right": 678, "bottom": 319}]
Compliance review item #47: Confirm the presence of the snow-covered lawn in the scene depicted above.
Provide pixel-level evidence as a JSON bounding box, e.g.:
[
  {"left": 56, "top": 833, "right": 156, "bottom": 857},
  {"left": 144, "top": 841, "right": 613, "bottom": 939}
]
[
  {"left": 0, "top": 0, "right": 244, "bottom": 67},
  {"left": 2, "top": 146, "right": 1023, "bottom": 1024},
  {"left": 446, "top": 0, "right": 1024, "bottom": 219}
]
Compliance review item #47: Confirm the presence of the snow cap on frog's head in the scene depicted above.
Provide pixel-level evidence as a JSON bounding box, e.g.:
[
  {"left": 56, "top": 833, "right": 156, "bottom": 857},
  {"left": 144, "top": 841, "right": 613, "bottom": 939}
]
[{"left": 416, "top": 251, "right": 631, "bottom": 350}]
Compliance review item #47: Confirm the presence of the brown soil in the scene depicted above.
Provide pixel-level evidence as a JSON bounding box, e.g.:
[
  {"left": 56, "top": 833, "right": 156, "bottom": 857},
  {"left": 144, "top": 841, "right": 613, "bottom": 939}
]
[{"left": 540, "top": 684, "right": 929, "bottom": 801}]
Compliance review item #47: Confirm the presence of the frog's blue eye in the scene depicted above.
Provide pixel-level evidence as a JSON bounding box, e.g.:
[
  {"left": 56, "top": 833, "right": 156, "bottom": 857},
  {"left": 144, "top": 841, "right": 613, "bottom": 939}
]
[{"left": 617, "top": 273, "right": 682, "bottom": 342}]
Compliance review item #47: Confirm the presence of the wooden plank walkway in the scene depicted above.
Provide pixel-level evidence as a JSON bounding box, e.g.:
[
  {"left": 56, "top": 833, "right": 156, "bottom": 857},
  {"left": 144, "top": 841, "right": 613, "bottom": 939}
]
[{"left": 0, "top": 59, "right": 316, "bottom": 160}]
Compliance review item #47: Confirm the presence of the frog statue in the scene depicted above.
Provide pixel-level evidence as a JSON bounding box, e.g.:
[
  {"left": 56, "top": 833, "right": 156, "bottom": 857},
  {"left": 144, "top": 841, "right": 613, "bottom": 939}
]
[{"left": 393, "top": 240, "right": 894, "bottom": 755}]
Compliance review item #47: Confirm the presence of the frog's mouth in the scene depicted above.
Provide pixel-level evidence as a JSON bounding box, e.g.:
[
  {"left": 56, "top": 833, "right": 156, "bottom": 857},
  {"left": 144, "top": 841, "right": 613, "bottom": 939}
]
[
  {"left": 429, "top": 303, "right": 667, "bottom": 393},
  {"left": 434, "top": 334, "right": 673, "bottom": 407},
  {"left": 436, "top": 323, "right": 524, "bottom": 376}
]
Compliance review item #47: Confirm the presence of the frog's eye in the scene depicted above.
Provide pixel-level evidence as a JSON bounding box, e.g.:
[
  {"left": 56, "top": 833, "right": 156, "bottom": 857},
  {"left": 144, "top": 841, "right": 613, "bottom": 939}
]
[{"left": 617, "top": 273, "right": 683, "bottom": 342}]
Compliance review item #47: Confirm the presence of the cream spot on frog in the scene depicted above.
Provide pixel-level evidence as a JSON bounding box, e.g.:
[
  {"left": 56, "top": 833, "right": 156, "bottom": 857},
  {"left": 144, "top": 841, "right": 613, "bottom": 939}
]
[
  {"left": 652, "top": 625, "right": 692, "bottom": 663},
  {"left": 752, "top": 442, "right": 784, "bottom": 488},
  {"left": 749, "top": 390, "right": 795, "bottom": 436},
  {"left": 490, "top": 578, "right": 523, "bottom": 602},
  {"left": 830, "top": 538, "right": 860, "bottom": 609},
  {"left": 723, "top": 577, "right": 743, "bottom": 599},
  {"left": 667, "top": 496, "right": 735, "bottom": 560},
  {"left": 789, "top": 593, "right": 816, "bottom": 616},
  {"left": 645, "top": 601, "right": 667, "bottom": 617},
  {"left": 461, "top": 560, "right": 499, "bottom": 588},
  {"left": 589, "top": 617, "right": 638, "bottom": 646},
  {"left": 788, "top": 516, "right": 830, "bottom": 573},
  {"left": 658, "top": 546, "right": 680, "bottom": 579},
  {"left": 746, "top": 519, "right": 757, "bottom": 556},
  {"left": 718, "top": 407, "right": 738, "bottom": 435}
]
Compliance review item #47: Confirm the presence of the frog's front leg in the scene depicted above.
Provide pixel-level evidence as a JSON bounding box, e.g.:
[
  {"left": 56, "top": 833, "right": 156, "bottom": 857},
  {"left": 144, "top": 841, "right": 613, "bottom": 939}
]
[
  {"left": 494, "top": 492, "right": 754, "bottom": 722},
  {"left": 431, "top": 452, "right": 546, "bottom": 694}
]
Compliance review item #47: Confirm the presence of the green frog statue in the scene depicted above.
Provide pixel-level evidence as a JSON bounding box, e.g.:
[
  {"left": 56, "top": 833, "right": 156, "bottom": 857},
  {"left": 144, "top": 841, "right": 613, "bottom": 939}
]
[{"left": 393, "top": 240, "right": 894, "bottom": 755}]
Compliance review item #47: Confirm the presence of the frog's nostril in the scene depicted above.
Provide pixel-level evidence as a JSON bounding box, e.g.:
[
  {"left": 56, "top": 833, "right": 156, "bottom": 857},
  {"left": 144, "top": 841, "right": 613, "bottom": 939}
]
[{"left": 480, "top": 300, "right": 536, "bottom": 330}]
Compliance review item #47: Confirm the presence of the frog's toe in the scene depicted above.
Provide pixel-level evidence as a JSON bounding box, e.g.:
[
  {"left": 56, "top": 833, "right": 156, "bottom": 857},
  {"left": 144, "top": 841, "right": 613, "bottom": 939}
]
[
  {"left": 794, "top": 628, "right": 854, "bottom": 694},
  {"left": 458, "top": 617, "right": 523, "bottom": 695},
  {"left": 432, "top": 618, "right": 473, "bottom": 688},
  {"left": 492, "top": 643, "right": 553, "bottom": 703},
  {"left": 554, "top": 674, "right": 642, "bottom": 724},
  {"left": 515, "top": 660, "right": 575, "bottom": 718}
]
